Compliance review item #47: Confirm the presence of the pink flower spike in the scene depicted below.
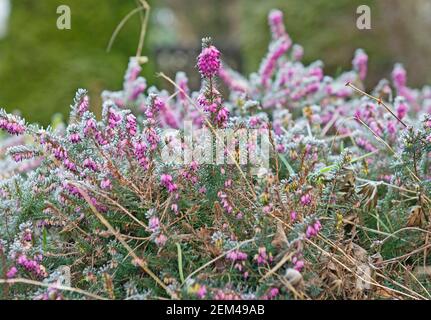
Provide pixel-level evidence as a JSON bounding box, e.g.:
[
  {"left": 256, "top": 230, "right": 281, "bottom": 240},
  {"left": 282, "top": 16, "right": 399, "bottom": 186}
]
[
  {"left": 6, "top": 266, "right": 18, "bottom": 279},
  {"left": 197, "top": 45, "right": 221, "bottom": 78}
]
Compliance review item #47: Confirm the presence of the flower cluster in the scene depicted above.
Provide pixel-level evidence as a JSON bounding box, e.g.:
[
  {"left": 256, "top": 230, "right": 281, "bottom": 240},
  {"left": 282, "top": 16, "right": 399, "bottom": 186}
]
[{"left": 0, "top": 8, "right": 430, "bottom": 301}]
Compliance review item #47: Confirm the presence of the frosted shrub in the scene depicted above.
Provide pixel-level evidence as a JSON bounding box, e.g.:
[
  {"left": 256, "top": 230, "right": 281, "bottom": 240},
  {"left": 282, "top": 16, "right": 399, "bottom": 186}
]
[{"left": 0, "top": 9, "right": 430, "bottom": 300}]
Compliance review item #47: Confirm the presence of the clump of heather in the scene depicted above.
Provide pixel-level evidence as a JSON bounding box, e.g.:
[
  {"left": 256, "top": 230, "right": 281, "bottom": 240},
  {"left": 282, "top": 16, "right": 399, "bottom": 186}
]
[{"left": 0, "top": 9, "right": 430, "bottom": 300}]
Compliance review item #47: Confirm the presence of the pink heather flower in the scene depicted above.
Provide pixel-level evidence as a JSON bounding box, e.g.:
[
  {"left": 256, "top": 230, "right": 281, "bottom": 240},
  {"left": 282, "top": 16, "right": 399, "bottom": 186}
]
[
  {"left": 196, "top": 285, "right": 207, "bottom": 299},
  {"left": 83, "top": 158, "right": 98, "bottom": 171},
  {"left": 395, "top": 96, "right": 409, "bottom": 119},
  {"left": 155, "top": 233, "right": 168, "bottom": 247},
  {"left": 392, "top": 63, "right": 407, "bottom": 89},
  {"left": 224, "top": 179, "right": 232, "bottom": 188},
  {"left": 6, "top": 266, "right": 18, "bottom": 279},
  {"left": 295, "top": 260, "right": 305, "bottom": 272},
  {"left": 167, "top": 183, "right": 178, "bottom": 193},
  {"left": 53, "top": 146, "right": 67, "bottom": 161},
  {"left": 216, "top": 107, "right": 229, "bottom": 126},
  {"left": 218, "top": 191, "right": 233, "bottom": 214},
  {"left": 10, "top": 150, "right": 36, "bottom": 163},
  {"left": 218, "top": 65, "right": 248, "bottom": 93},
  {"left": 161, "top": 174, "right": 177, "bottom": 193},
  {"left": 306, "top": 220, "right": 321, "bottom": 239},
  {"left": 130, "top": 81, "right": 146, "bottom": 101},
  {"left": 226, "top": 250, "right": 247, "bottom": 262},
  {"left": 266, "top": 287, "right": 279, "bottom": 300},
  {"left": 63, "top": 182, "right": 81, "bottom": 197},
  {"left": 146, "top": 96, "right": 170, "bottom": 127},
  {"left": 300, "top": 194, "right": 312, "bottom": 206},
  {"left": 199, "top": 186, "right": 207, "bottom": 194},
  {"left": 263, "top": 204, "right": 273, "bottom": 214},
  {"left": 214, "top": 290, "right": 241, "bottom": 300},
  {"left": 176, "top": 72, "right": 190, "bottom": 102},
  {"left": 134, "top": 141, "right": 150, "bottom": 170},
  {"left": 276, "top": 144, "right": 286, "bottom": 153},
  {"left": 63, "top": 158, "right": 76, "bottom": 171},
  {"left": 171, "top": 203, "right": 179, "bottom": 214},
  {"left": 91, "top": 197, "right": 107, "bottom": 213},
  {"left": 255, "top": 247, "right": 269, "bottom": 265},
  {"left": 69, "top": 133, "right": 81, "bottom": 144},
  {"left": 308, "top": 66, "right": 324, "bottom": 81},
  {"left": 17, "top": 255, "right": 46, "bottom": 277},
  {"left": 387, "top": 121, "right": 396, "bottom": 135},
  {"left": 306, "top": 225, "right": 316, "bottom": 238},
  {"left": 126, "top": 114, "right": 137, "bottom": 136},
  {"left": 148, "top": 216, "right": 160, "bottom": 232},
  {"left": 290, "top": 211, "right": 297, "bottom": 222},
  {"left": 268, "top": 9, "right": 286, "bottom": 40},
  {"left": 23, "top": 229, "right": 32, "bottom": 242},
  {"left": 292, "top": 256, "right": 305, "bottom": 271},
  {"left": 78, "top": 95, "right": 89, "bottom": 114},
  {"left": 126, "top": 58, "right": 142, "bottom": 82},
  {"left": 352, "top": 49, "right": 368, "bottom": 81},
  {"left": 197, "top": 45, "right": 221, "bottom": 78},
  {"left": 0, "top": 117, "right": 25, "bottom": 135},
  {"left": 292, "top": 44, "right": 304, "bottom": 61},
  {"left": 260, "top": 38, "right": 291, "bottom": 88},
  {"left": 84, "top": 118, "right": 97, "bottom": 136},
  {"left": 314, "top": 220, "right": 322, "bottom": 232},
  {"left": 145, "top": 127, "right": 160, "bottom": 150},
  {"left": 108, "top": 108, "right": 122, "bottom": 129},
  {"left": 356, "top": 137, "right": 377, "bottom": 152},
  {"left": 161, "top": 174, "right": 173, "bottom": 186},
  {"left": 100, "top": 178, "right": 112, "bottom": 190}
]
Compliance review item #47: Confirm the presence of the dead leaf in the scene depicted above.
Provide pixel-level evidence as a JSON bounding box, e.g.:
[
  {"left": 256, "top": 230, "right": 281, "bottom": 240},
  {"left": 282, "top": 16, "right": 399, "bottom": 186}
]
[
  {"left": 272, "top": 221, "right": 289, "bottom": 249},
  {"left": 407, "top": 205, "right": 425, "bottom": 227}
]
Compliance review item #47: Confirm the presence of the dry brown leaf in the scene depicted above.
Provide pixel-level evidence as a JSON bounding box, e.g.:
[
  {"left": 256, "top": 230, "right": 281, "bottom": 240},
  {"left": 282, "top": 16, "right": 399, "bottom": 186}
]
[
  {"left": 271, "top": 221, "right": 289, "bottom": 249},
  {"left": 407, "top": 205, "right": 425, "bottom": 227}
]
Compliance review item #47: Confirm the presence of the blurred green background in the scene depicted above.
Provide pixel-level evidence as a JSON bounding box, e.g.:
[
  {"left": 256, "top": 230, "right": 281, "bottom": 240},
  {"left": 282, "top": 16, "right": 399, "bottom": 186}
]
[{"left": 1, "top": 0, "right": 430, "bottom": 125}]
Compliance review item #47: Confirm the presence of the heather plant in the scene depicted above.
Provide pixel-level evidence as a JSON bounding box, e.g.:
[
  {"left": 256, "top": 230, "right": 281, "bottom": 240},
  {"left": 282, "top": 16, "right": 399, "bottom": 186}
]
[{"left": 0, "top": 8, "right": 430, "bottom": 300}]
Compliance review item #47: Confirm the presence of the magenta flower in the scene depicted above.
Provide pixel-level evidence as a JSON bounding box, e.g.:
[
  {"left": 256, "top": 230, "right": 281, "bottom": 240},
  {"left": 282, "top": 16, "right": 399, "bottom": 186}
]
[
  {"left": 78, "top": 95, "right": 89, "bottom": 115},
  {"left": 392, "top": 63, "right": 407, "bottom": 89},
  {"left": 161, "top": 174, "right": 173, "bottom": 186},
  {"left": 83, "top": 158, "right": 98, "bottom": 171},
  {"left": 395, "top": 96, "right": 409, "bottom": 120},
  {"left": 148, "top": 216, "right": 160, "bottom": 232},
  {"left": 126, "top": 114, "right": 137, "bottom": 136},
  {"left": 197, "top": 45, "right": 221, "bottom": 78},
  {"left": 108, "top": 108, "right": 122, "bottom": 129},
  {"left": 0, "top": 115, "right": 25, "bottom": 135},
  {"left": 83, "top": 118, "right": 97, "bottom": 136},
  {"left": 268, "top": 9, "right": 286, "bottom": 40},
  {"left": 196, "top": 285, "right": 207, "bottom": 299},
  {"left": 130, "top": 81, "right": 146, "bottom": 101},
  {"left": 69, "top": 133, "right": 81, "bottom": 144},
  {"left": 352, "top": 49, "right": 368, "bottom": 81},
  {"left": 6, "top": 266, "right": 18, "bottom": 279},
  {"left": 292, "top": 256, "right": 305, "bottom": 272},
  {"left": 259, "top": 38, "right": 291, "bottom": 88},
  {"left": 226, "top": 250, "right": 248, "bottom": 262},
  {"left": 306, "top": 220, "right": 322, "bottom": 239},
  {"left": 100, "top": 178, "right": 112, "bottom": 190},
  {"left": 292, "top": 44, "right": 304, "bottom": 61},
  {"left": 300, "top": 194, "right": 312, "bottom": 206},
  {"left": 155, "top": 233, "right": 168, "bottom": 247},
  {"left": 161, "top": 174, "right": 177, "bottom": 193},
  {"left": 254, "top": 247, "right": 269, "bottom": 265}
]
